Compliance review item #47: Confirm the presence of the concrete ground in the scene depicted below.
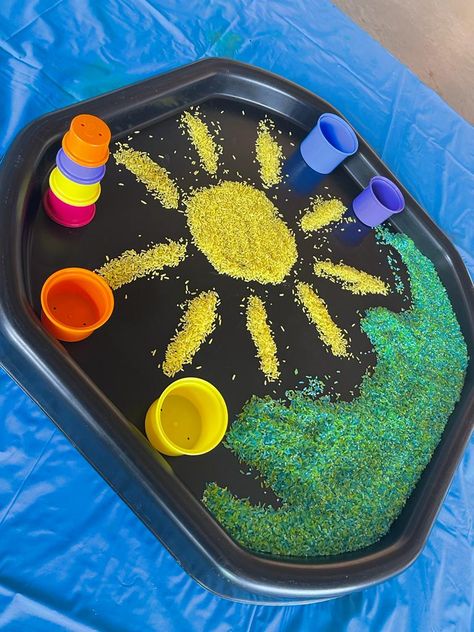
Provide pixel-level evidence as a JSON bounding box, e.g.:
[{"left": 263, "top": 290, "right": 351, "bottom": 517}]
[{"left": 333, "top": 0, "right": 474, "bottom": 124}]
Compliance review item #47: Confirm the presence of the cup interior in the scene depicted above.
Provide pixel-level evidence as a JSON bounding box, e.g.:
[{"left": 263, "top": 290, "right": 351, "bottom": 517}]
[
  {"left": 319, "top": 115, "right": 358, "bottom": 155},
  {"left": 44, "top": 274, "right": 111, "bottom": 329},
  {"left": 159, "top": 380, "right": 227, "bottom": 453},
  {"left": 371, "top": 178, "right": 405, "bottom": 212}
]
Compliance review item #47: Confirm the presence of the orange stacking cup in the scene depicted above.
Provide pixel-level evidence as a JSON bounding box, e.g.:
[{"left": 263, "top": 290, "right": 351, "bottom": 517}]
[
  {"left": 41, "top": 268, "right": 114, "bottom": 342},
  {"left": 62, "top": 114, "right": 111, "bottom": 168}
]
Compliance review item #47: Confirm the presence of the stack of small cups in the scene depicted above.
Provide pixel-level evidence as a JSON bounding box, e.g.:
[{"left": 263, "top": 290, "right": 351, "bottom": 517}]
[{"left": 44, "top": 114, "right": 111, "bottom": 228}]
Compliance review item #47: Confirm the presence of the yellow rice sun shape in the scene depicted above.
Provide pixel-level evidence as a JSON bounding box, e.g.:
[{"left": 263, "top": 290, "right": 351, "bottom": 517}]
[{"left": 98, "top": 109, "right": 390, "bottom": 382}]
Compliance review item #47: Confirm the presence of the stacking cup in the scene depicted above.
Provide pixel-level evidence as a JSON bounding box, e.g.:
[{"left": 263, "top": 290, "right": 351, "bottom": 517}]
[
  {"left": 40, "top": 268, "right": 114, "bottom": 342},
  {"left": 56, "top": 148, "right": 105, "bottom": 185},
  {"left": 43, "top": 189, "right": 96, "bottom": 228},
  {"left": 300, "top": 113, "right": 358, "bottom": 174},
  {"left": 145, "top": 378, "right": 228, "bottom": 456},
  {"left": 49, "top": 167, "right": 101, "bottom": 207},
  {"left": 352, "top": 176, "right": 405, "bottom": 227},
  {"left": 62, "top": 114, "right": 111, "bottom": 168}
]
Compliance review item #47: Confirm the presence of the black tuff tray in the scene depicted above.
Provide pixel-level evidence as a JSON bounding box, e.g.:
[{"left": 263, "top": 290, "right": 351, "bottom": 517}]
[{"left": 0, "top": 59, "right": 472, "bottom": 604}]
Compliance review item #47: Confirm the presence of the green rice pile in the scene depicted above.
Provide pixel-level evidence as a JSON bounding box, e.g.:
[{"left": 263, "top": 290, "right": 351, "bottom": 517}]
[{"left": 203, "top": 228, "right": 468, "bottom": 557}]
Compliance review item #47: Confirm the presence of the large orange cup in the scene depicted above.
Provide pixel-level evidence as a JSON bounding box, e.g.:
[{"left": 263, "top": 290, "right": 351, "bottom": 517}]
[
  {"left": 40, "top": 268, "right": 114, "bottom": 342},
  {"left": 62, "top": 114, "right": 111, "bottom": 168}
]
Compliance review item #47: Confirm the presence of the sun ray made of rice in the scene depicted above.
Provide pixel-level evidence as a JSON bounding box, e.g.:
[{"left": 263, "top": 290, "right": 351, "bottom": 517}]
[
  {"left": 296, "top": 282, "right": 350, "bottom": 357},
  {"left": 97, "top": 241, "right": 187, "bottom": 290},
  {"left": 255, "top": 118, "right": 284, "bottom": 188},
  {"left": 162, "top": 290, "right": 220, "bottom": 377},
  {"left": 180, "top": 110, "right": 221, "bottom": 175},
  {"left": 246, "top": 295, "right": 280, "bottom": 381},
  {"left": 313, "top": 260, "right": 389, "bottom": 295},
  {"left": 300, "top": 197, "right": 347, "bottom": 232},
  {"left": 114, "top": 144, "right": 179, "bottom": 209}
]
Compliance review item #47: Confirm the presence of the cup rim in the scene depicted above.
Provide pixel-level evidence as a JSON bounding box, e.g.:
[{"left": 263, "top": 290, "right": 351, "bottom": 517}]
[
  {"left": 154, "top": 377, "right": 228, "bottom": 456},
  {"left": 318, "top": 113, "right": 359, "bottom": 157},
  {"left": 40, "top": 268, "right": 114, "bottom": 335},
  {"left": 369, "top": 176, "right": 405, "bottom": 213}
]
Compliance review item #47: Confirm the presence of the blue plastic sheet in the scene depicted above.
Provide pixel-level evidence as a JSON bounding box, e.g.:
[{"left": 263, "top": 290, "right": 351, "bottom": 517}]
[{"left": 0, "top": 1, "right": 473, "bottom": 629}]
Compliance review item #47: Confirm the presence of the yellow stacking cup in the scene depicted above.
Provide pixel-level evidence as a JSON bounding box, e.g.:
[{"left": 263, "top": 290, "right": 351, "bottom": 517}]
[
  {"left": 49, "top": 167, "right": 101, "bottom": 207},
  {"left": 145, "top": 378, "right": 228, "bottom": 456}
]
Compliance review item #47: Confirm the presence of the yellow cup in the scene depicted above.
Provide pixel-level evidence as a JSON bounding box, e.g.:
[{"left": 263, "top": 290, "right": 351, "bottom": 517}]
[
  {"left": 145, "top": 378, "right": 228, "bottom": 456},
  {"left": 49, "top": 167, "right": 101, "bottom": 207}
]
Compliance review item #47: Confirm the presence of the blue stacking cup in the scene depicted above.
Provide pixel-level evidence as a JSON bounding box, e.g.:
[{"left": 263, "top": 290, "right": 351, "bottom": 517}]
[{"left": 300, "top": 113, "right": 358, "bottom": 175}]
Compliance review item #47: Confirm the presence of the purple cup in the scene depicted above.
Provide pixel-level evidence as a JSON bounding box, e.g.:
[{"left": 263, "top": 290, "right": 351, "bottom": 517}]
[
  {"left": 300, "top": 113, "right": 358, "bottom": 174},
  {"left": 43, "top": 189, "right": 96, "bottom": 228},
  {"left": 352, "top": 176, "right": 405, "bottom": 228},
  {"left": 56, "top": 148, "right": 106, "bottom": 185}
]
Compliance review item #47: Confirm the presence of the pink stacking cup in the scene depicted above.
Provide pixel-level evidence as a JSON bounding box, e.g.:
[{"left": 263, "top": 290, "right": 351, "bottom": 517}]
[{"left": 43, "top": 189, "right": 96, "bottom": 228}]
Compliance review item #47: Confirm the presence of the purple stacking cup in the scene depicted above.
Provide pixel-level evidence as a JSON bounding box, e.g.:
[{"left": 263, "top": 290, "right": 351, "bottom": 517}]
[
  {"left": 352, "top": 176, "right": 405, "bottom": 228},
  {"left": 300, "top": 113, "right": 358, "bottom": 174},
  {"left": 56, "top": 148, "right": 106, "bottom": 185}
]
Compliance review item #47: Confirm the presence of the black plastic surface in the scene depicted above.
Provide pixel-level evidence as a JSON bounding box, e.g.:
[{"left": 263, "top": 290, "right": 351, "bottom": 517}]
[{"left": 0, "top": 59, "right": 473, "bottom": 604}]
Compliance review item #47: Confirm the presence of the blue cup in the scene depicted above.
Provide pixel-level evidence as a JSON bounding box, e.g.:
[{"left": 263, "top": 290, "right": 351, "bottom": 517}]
[
  {"left": 352, "top": 176, "right": 405, "bottom": 228},
  {"left": 300, "top": 113, "right": 358, "bottom": 174}
]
